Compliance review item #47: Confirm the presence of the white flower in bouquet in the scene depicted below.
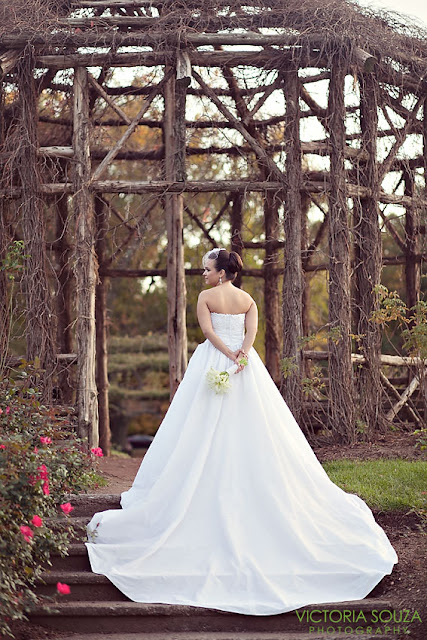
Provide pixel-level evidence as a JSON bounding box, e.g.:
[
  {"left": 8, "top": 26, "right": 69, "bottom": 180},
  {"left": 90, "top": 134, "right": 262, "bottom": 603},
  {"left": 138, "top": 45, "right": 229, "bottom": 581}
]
[{"left": 206, "top": 357, "right": 248, "bottom": 395}]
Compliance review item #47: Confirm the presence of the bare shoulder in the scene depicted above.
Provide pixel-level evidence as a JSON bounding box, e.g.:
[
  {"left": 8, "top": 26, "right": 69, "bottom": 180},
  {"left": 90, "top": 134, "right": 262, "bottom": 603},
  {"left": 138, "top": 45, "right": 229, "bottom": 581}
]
[
  {"left": 198, "top": 289, "right": 209, "bottom": 302},
  {"left": 240, "top": 290, "right": 257, "bottom": 312},
  {"left": 198, "top": 288, "right": 218, "bottom": 303}
]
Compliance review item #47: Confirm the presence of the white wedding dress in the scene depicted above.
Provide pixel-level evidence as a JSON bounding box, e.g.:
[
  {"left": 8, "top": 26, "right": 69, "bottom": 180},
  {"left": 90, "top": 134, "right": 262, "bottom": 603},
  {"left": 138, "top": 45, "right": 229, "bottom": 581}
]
[{"left": 86, "top": 312, "right": 398, "bottom": 615}]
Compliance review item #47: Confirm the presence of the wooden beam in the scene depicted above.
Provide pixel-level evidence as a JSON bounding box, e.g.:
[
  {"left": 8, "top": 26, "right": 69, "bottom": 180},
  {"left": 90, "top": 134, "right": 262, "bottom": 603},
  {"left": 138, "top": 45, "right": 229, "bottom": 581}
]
[
  {"left": 49, "top": 76, "right": 327, "bottom": 96},
  {"left": 90, "top": 70, "right": 172, "bottom": 181},
  {"left": 0, "top": 30, "right": 357, "bottom": 49},
  {"left": 0, "top": 49, "right": 22, "bottom": 76},
  {"left": 386, "top": 375, "right": 420, "bottom": 423},
  {"left": 4, "top": 181, "right": 427, "bottom": 208},
  {"left": 100, "top": 267, "right": 271, "bottom": 278},
  {"left": 37, "top": 140, "right": 370, "bottom": 161},
  {"left": 35, "top": 49, "right": 321, "bottom": 70},
  {"left": 38, "top": 113, "right": 287, "bottom": 130},
  {"left": 38, "top": 146, "right": 74, "bottom": 158},
  {"left": 73, "top": 0, "right": 162, "bottom": 6},
  {"left": 380, "top": 371, "right": 423, "bottom": 426},
  {"left": 87, "top": 73, "right": 132, "bottom": 126},
  {"left": 247, "top": 74, "right": 283, "bottom": 120},
  {"left": 97, "top": 253, "right": 425, "bottom": 279},
  {"left": 378, "top": 95, "right": 424, "bottom": 182},
  {"left": 353, "top": 47, "right": 377, "bottom": 73},
  {"left": 184, "top": 204, "right": 217, "bottom": 247},
  {"left": 192, "top": 69, "right": 287, "bottom": 187},
  {"left": 37, "top": 111, "right": 423, "bottom": 139},
  {"left": 303, "top": 351, "right": 427, "bottom": 367}
]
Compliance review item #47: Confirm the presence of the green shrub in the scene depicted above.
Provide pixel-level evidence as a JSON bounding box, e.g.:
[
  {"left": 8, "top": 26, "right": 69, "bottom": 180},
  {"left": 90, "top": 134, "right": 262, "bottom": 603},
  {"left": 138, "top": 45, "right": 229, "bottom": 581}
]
[{"left": 0, "top": 362, "right": 98, "bottom": 637}]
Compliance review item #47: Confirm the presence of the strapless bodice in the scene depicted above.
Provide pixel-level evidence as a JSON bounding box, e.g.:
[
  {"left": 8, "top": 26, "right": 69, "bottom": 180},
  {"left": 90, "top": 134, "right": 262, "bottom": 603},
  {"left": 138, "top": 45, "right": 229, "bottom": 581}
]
[{"left": 210, "top": 312, "right": 245, "bottom": 350}]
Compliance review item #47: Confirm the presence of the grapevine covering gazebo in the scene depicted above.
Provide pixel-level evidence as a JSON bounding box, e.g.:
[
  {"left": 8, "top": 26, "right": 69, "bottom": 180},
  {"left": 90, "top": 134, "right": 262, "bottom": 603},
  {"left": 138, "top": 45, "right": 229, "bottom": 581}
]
[{"left": 0, "top": 0, "right": 425, "bottom": 453}]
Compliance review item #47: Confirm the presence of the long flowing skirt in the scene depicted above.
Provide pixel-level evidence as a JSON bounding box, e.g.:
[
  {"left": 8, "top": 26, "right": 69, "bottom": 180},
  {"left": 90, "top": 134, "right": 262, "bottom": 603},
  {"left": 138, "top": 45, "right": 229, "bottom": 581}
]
[{"left": 86, "top": 336, "right": 398, "bottom": 615}]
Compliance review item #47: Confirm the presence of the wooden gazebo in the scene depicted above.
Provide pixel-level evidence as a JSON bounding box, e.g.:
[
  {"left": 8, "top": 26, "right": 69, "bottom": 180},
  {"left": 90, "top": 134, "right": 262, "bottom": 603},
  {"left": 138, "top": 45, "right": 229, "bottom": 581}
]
[{"left": 0, "top": 0, "right": 425, "bottom": 452}]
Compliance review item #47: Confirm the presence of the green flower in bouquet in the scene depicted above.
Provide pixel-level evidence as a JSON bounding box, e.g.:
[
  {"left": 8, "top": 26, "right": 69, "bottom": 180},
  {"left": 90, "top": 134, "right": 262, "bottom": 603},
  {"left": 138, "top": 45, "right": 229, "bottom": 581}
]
[{"left": 206, "top": 357, "right": 248, "bottom": 395}]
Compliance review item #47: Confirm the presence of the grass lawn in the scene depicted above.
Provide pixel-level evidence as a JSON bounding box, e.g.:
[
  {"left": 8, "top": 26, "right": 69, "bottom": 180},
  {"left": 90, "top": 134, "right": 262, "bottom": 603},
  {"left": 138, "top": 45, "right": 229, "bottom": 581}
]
[{"left": 322, "top": 458, "right": 427, "bottom": 512}]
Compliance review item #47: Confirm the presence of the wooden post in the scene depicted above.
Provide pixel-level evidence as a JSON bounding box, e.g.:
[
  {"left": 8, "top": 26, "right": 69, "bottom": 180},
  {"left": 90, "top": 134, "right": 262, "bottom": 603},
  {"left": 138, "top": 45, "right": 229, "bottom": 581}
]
[
  {"left": 55, "top": 189, "right": 75, "bottom": 404},
  {"left": 300, "top": 193, "right": 312, "bottom": 341},
  {"left": 403, "top": 169, "right": 420, "bottom": 314},
  {"left": 264, "top": 188, "right": 282, "bottom": 384},
  {"left": 17, "top": 50, "right": 56, "bottom": 401},
  {"left": 422, "top": 98, "right": 427, "bottom": 422},
  {"left": 221, "top": 65, "right": 283, "bottom": 381},
  {"left": 327, "top": 62, "right": 355, "bottom": 443},
  {"left": 280, "top": 68, "right": 303, "bottom": 420},
  {"left": 73, "top": 66, "right": 99, "bottom": 448},
  {"left": 353, "top": 73, "right": 385, "bottom": 437},
  {"left": 0, "top": 203, "right": 9, "bottom": 366},
  {"left": 0, "top": 80, "right": 9, "bottom": 363},
  {"left": 163, "top": 64, "right": 187, "bottom": 398},
  {"left": 230, "top": 192, "right": 243, "bottom": 289},
  {"left": 95, "top": 196, "right": 111, "bottom": 456}
]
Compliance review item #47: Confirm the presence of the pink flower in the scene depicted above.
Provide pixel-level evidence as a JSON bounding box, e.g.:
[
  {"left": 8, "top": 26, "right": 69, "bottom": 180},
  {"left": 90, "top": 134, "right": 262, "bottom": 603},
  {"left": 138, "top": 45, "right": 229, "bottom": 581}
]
[
  {"left": 42, "top": 480, "right": 50, "bottom": 496},
  {"left": 33, "top": 446, "right": 39, "bottom": 453},
  {"left": 0, "top": 408, "right": 2, "bottom": 414},
  {"left": 37, "top": 464, "right": 48, "bottom": 480},
  {"left": 31, "top": 515, "right": 43, "bottom": 527},
  {"left": 20, "top": 525, "right": 34, "bottom": 542},
  {"left": 0, "top": 444, "right": 5, "bottom": 449},
  {"left": 56, "top": 582, "right": 71, "bottom": 595},
  {"left": 40, "top": 436, "right": 52, "bottom": 445},
  {"left": 60, "top": 502, "right": 74, "bottom": 515},
  {"left": 5, "top": 406, "right": 10, "bottom": 414},
  {"left": 90, "top": 447, "right": 104, "bottom": 458}
]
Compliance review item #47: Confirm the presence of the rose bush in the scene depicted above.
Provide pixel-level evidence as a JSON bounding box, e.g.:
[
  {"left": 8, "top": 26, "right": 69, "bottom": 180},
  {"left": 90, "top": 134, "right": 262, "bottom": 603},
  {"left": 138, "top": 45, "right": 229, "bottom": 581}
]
[{"left": 0, "top": 362, "right": 99, "bottom": 637}]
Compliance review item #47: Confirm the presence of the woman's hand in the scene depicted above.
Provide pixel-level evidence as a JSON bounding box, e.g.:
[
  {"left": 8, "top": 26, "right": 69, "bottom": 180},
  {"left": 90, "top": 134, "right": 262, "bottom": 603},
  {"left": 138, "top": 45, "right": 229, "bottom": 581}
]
[{"left": 232, "top": 348, "right": 249, "bottom": 374}]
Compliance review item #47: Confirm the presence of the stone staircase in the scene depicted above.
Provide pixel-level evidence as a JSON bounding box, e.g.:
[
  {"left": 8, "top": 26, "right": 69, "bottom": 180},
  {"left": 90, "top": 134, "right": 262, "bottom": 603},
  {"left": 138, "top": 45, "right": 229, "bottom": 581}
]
[{"left": 30, "top": 495, "right": 405, "bottom": 639}]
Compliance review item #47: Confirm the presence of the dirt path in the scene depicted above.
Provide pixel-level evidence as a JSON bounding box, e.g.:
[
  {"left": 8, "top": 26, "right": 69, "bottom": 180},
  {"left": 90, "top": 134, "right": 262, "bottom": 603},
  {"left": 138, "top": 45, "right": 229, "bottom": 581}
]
[{"left": 92, "top": 454, "right": 144, "bottom": 494}]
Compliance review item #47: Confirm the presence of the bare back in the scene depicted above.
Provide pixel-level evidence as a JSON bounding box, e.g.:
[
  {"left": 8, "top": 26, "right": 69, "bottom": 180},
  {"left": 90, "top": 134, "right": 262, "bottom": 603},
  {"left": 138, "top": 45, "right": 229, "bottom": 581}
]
[{"left": 200, "top": 283, "right": 254, "bottom": 315}]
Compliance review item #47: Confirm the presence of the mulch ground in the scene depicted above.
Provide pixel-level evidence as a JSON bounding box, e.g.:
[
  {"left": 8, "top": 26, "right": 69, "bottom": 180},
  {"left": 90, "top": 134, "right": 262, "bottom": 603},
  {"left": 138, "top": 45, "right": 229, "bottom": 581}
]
[{"left": 9, "top": 429, "right": 426, "bottom": 640}]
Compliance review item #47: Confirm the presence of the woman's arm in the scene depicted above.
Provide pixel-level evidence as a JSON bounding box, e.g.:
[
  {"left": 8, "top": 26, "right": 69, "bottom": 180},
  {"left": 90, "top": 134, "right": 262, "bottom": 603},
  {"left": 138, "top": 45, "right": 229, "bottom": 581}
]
[
  {"left": 196, "top": 293, "right": 238, "bottom": 361},
  {"left": 241, "top": 301, "right": 258, "bottom": 355}
]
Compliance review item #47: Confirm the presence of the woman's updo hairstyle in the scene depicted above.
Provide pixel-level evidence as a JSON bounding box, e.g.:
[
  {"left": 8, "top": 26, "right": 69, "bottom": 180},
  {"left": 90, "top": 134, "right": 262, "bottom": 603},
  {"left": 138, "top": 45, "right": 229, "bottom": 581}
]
[{"left": 204, "top": 248, "right": 243, "bottom": 282}]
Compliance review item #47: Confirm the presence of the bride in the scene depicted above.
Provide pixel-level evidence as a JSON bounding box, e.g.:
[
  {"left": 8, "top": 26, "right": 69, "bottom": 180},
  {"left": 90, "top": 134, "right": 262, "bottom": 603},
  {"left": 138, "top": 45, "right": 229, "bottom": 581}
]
[{"left": 86, "top": 247, "right": 398, "bottom": 616}]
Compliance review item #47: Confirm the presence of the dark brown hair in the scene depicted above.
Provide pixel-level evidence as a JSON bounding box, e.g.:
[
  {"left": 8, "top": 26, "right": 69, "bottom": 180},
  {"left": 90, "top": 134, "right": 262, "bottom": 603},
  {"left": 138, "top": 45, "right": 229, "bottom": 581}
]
[{"left": 207, "top": 249, "right": 243, "bottom": 282}]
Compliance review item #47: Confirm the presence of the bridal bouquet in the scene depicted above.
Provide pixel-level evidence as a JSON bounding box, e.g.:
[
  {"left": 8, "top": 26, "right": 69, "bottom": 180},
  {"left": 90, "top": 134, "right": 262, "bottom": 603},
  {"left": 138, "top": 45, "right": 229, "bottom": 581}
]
[{"left": 206, "top": 357, "right": 248, "bottom": 395}]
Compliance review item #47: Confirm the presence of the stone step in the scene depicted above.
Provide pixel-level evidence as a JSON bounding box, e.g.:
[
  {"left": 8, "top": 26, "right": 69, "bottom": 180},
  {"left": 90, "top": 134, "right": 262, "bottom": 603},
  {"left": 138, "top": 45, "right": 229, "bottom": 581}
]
[
  {"left": 29, "top": 599, "right": 395, "bottom": 635},
  {"left": 36, "top": 570, "right": 129, "bottom": 602},
  {"left": 45, "top": 515, "right": 90, "bottom": 543},
  {"left": 64, "top": 494, "right": 121, "bottom": 517},
  {"left": 50, "top": 543, "right": 91, "bottom": 571}
]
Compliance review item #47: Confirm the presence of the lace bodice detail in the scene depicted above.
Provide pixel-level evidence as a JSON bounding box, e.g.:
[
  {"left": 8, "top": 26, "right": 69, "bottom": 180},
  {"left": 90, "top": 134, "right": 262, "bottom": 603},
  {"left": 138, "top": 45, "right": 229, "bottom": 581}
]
[{"left": 210, "top": 312, "right": 245, "bottom": 350}]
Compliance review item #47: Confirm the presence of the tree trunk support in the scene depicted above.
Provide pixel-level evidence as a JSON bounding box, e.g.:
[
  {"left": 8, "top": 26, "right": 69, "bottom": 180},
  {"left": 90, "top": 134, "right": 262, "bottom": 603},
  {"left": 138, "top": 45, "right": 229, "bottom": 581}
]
[
  {"left": 163, "top": 63, "right": 187, "bottom": 399},
  {"left": 95, "top": 196, "right": 111, "bottom": 456},
  {"left": 354, "top": 73, "right": 385, "bottom": 438},
  {"left": 327, "top": 61, "right": 355, "bottom": 443},
  {"left": 73, "top": 66, "right": 99, "bottom": 448},
  {"left": 280, "top": 67, "right": 304, "bottom": 419},
  {"left": 17, "top": 50, "right": 56, "bottom": 401},
  {"left": 55, "top": 189, "right": 75, "bottom": 404}
]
